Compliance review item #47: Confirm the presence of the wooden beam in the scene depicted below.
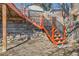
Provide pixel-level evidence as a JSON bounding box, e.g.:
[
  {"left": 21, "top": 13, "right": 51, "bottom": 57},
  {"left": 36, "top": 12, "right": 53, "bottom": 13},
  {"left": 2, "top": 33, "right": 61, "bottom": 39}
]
[
  {"left": 2, "top": 4, "right": 7, "bottom": 52},
  {"left": 8, "top": 17, "right": 23, "bottom": 20}
]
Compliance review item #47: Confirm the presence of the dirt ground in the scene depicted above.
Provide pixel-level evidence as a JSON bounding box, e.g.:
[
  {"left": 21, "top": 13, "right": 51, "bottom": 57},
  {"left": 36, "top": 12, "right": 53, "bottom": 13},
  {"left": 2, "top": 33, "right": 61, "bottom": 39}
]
[{"left": 0, "top": 30, "right": 79, "bottom": 56}]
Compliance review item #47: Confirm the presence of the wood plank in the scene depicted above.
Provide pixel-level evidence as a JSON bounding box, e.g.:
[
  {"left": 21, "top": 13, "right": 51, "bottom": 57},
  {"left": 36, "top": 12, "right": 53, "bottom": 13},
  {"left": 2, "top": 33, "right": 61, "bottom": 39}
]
[
  {"left": 2, "top": 4, "right": 7, "bottom": 52},
  {"left": 8, "top": 17, "right": 23, "bottom": 20}
]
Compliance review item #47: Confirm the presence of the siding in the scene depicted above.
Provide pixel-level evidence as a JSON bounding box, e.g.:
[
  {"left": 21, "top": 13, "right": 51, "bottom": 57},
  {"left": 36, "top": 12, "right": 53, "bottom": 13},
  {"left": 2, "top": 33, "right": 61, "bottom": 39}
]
[{"left": 0, "top": 20, "right": 38, "bottom": 43}]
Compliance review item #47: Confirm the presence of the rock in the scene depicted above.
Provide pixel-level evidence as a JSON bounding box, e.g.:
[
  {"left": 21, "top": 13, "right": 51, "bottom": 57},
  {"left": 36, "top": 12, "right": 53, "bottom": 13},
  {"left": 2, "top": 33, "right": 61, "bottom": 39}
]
[
  {"left": 15, "top": 34, "right": 21, "bottom": 40},
  {"left": 52, "top": 52, "right": 59, "bottom": 56},
  {"left": 58, "top": 49, "right": 64, "bottom": 53},
  {"left": 9, "top": 54, "right": 13, "bottom": 56},
  {"left": 59, "top": 53, "right": 64, "bottom": 56},
  {"left": 46, "top": 51, "right": 53, "bottom": 56},
  {"left": 71, "top": 52, "right": 78, "bottom": 56},
  {"left": 67, "top": 48, "right": 74, "bottom": 52},
  {"left": 7, "top": 35, "right": 14, "bottom": 43}
]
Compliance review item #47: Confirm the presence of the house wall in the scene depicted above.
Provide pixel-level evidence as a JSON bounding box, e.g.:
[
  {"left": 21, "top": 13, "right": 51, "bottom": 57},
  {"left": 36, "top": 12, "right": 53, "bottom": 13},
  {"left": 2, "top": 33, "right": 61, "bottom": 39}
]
[{"left": 0, "top": 20, "right": 38, "bottom": 43}]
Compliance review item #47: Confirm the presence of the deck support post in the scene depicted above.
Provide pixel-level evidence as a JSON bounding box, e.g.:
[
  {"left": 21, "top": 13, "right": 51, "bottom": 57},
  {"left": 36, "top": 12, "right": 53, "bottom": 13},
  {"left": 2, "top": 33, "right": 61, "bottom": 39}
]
[{"left": 2, "top": 4, "right": 7, "bottom": 52}]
